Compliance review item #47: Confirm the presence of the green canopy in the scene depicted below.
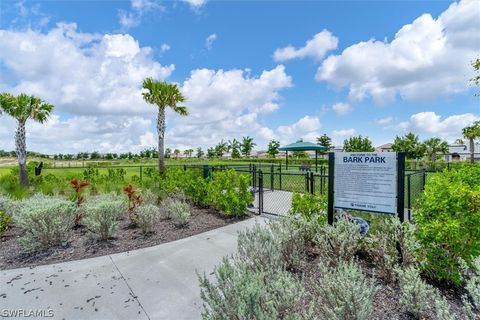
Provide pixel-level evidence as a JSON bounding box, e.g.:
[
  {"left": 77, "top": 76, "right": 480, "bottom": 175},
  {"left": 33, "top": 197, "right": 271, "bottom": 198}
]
[
  {"left": 278, "top": 139, "right": 327, "bottom": 171},
  {"left": 279, "top": 140, "right": 327, "bottom": 152}
]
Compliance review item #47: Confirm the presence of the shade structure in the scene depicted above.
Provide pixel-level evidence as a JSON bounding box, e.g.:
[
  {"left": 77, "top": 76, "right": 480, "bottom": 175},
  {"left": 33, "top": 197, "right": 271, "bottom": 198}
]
[{"left": 278, "top": 139, "right": 327, "bottom": 171}]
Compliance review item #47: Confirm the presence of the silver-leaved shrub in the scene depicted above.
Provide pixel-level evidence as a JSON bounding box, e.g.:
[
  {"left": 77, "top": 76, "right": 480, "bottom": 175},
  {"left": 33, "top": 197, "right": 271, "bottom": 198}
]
[
  {"left": 82, "top": 193, "right": 126, "bottom": 240},
  {"left": 135, "top": 204, "right": 161, "bottom": 234},
  {"left": 15, "top": 193, "right": 76, "bottom": 250}
]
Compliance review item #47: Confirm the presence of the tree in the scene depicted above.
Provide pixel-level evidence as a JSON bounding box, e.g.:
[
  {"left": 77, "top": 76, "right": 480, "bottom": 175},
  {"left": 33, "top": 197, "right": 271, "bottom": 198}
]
[
  {"left": 391, "top": 132, "right": 426, "bottom": 159},
  {"left": 267, "top": 140, "right": 280, "bottom": 158},
  {"left": 423, "top": 137, "right": 449, "bottom": 162},
  {"left": 454, "top": 138, "right": 464, "bottom": 144},
  {"left": 142, "top": 78, "right": 187, "bottom": 174},
  {"left": 462, "top": 121, "right": 480, "bottom": 163},
  {"left": 215, "top": 140, "right": 228, "bottom": 158},
  {"left": 207, "top": 147, "right": 215, "bottom": 159},
  {"left": 343, "top": 135, "right": 375, "bottom": 152},
  {"left": 228, "top": 139, "right": 241, "bottom": 158},
  {"left": 196, "top": 147, "right": 204, "bottom": 158},
  {"left": 316, "top": 134, "right": 333, "bottom": 155},
  {"left": 292, "top": 150, "right": 309, "bottom": 159},
  {"left": 184, "top": 149, "right": 193, "bottom": 158},
  {"left": 173, "top": 149, "right": 181, "bottom": 159},
  {"left": 165, "top": 148, "right": 172, "bottom": 159},
  {"left": 240, "top": 136, "right": 256, "bottom": 157},
  {"left": 0, "top": 93, "right": 54, "bottom": 186}
]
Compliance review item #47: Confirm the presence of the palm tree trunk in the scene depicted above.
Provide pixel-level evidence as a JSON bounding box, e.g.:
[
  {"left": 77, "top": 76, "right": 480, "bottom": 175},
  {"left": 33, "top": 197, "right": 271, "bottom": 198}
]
[
  {"left": 431, "top": 152, "right": 436, "bottom": 163},
  {"left": 15, "top": 120, "right": 28, "bottom": 186},
  {"left": 469, "top": 138, "right": 475, "bottom": 163},
  {"left": 157, "top": 107, "right": 166, "bottom": 174}
]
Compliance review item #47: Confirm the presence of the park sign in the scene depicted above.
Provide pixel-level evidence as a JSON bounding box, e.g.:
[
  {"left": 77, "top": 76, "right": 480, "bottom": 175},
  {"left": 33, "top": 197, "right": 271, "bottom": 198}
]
[{"left": 327, "top": 152, "right": 406, "bottom": 224}]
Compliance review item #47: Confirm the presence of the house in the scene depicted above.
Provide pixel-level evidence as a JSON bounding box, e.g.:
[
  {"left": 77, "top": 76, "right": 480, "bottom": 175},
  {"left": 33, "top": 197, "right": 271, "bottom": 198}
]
[
  {"left": 375, "top": 143, "right": 393, "bottom": 153},
  {"left": 444, "top": 143, "right": 480, "bottom": 162}
]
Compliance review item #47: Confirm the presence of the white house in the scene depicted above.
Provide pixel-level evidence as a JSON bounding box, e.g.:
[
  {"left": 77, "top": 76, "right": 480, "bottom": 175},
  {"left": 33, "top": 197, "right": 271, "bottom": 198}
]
[
  {"left": 445, "top": 143, "right": 480, "bottom": 162},
  {"left": 375, "top": 143, "right": 393, "bottom": 153}
]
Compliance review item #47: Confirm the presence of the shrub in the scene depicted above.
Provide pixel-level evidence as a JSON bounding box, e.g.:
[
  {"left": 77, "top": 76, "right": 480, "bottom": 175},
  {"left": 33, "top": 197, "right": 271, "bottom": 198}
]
[
  {"left": 315, "top": 260, "right": 376, "bottom": 320},
  {"left": 163, "top": 197, "right": 191, "bottom": 227},
  {"left": 206, "top": 170, "right": 253, "bottom": 216},
  {"left": 365, "top": 217, "right": 421, "bottom": 281},
  {"left": 290, "top": 192, "right": 327, "bottom": 223},
  {"left": 83, "top": 193, "right": 126, "bottom": 240},
  {"left": 396, "top": 266, "right": 435, "bottom": 318},
  {"left": 135, "top": 204, "right": 161, "bottom": 234},
  {"left": 0, "top": 194, "right": 19, "bottom": 216},
  {"left": 268, "top": 217, "right": 307, "bottom": 270},
  {"left": 459, "top": 256, "right": 480, "bottom": 317},
  {"left": 434, "top": 293, "right": 456, "bottom": 320},
  {"left": 142, "top": 189, "right": 159, "bottom": 205},
  {"left": 315, "top": 218, "right": 361, "bottom": 266},
  {"left": 70, "top": 178, "right": 89, "bottom": 226},
  {"left": 198, "top": 257, "right": 309, "bottom": 320},
  {"left": 415, "top": 166, "right": 480, "bottom": 285},
  {"left": 0, "top": 210, "right": 12, "bottom": 237},
  {"left": 15, "top": 194, "right": 76, "bottom": 250}
]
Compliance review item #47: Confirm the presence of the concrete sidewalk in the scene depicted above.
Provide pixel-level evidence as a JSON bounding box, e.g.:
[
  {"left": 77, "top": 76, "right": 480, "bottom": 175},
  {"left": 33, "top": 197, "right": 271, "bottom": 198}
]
[{"left": 1, "top": 217, "right": 266, "bottom": 320}]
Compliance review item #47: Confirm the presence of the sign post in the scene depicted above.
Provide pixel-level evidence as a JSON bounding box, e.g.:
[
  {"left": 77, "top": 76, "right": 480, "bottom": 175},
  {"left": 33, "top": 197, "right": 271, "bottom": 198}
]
[{"left": 327, "top": 152, "right": 406, "bottom": 225}]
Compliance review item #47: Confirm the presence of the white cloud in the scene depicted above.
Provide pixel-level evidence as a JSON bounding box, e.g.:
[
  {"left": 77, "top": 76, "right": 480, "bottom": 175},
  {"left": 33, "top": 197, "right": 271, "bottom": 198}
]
[
  {"left": 205, "top": 33, "right": 217, "bottom": 50},
  {"left": 0, "top": 23, "right": 174, "bottom": 116},
  {"left": 118, "top": 0, "right": 163, "bottom": 30},
  {"left": 276, "top": 115, "right": 322, "bottom": 142},
  {"left": 375, "top": 117, "right": 394, "bottom": 126},
  {"left": 182, "top": 0, "right": 207, "bottom": 8},
  {"left": 402, "top": 111, "right": 479, "bottom": 142},
  {"left": 332, "top": 128, "right": 357, "bottom": 145},
  {"left": 316, "top": 0, "right": 480, "bottom": 104},
  {"left": 160, "top": 43, "right": 171, "bottom": 53},
  {"left": 273, "top": 30, "right": 338, "bottom": 62},
  {"left": 331, "top": 102, "right": 352, "bottom": 115}
]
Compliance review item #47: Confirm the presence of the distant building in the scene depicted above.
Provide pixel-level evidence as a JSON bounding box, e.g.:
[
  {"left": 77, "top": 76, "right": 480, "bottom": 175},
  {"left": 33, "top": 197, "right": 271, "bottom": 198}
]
[
  {"left": 445, "top": 143, "right": 480, "bottom": 162},
  {"left": 375, "top": 143, "right": 393, "bottom": 153}
]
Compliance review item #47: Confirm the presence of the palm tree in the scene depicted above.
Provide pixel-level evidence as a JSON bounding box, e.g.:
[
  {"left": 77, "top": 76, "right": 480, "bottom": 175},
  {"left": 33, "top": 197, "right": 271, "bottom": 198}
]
[
  {"left": 228, "top": 139, "right": 241, "bottom": 158},
  {"left": 173, "top": 149, "right": 181, "bottom": 159},
  {"left": 0, "top": 93, "right": 54, "bottom": 186},
  {"left": 462, "top": 121, "right": 480, "bottom": 163},
  {"left": 142, "top": 78, "right": 187, "bottom": 174},
  {"left": 423, "top": 137, "right": 449, "bottom": 163},
  {"left": 240, "top": 136, "right": 256, "bottom": 157}
]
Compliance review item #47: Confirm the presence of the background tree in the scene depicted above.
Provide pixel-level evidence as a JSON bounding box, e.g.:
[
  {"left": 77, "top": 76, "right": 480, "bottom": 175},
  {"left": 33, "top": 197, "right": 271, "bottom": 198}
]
[
  {"left": 184, "top": 149, "right": 193, "bottom": 158},
  {"left": 316, "top": 134, "right": 333, "bottom": 156},
  {"left": 423, "top": 137, "right": 449, "bottom": 162},
  {"left": 227, "top": 139, "right": 241, "bottom": 159},
  {"left": 462, "top": 120, "right": 480, "bottom": 163},
  {"left": 292, "top": 150, "right": 309, "bottom": 159},
  {"left": 391, "top": 132, "right": 426, "bottom": 159},
  {"left": 0, "top": 93, "right": 54, "bottom": 186},
  {"left": 173, "top": 149, "right": 181, "bottom": 159},
  {"left": 240, "top": 136, "right": 256, "bottom": 157},
  {"left": 343, "top": 135, "right": 375, "bottom": 152},
  {"left": 207, "top": 147, "right": 215, "bottom": 159},
  {"left": 164, "top": 148, "right": 172, "bottom": 159},
  {"left": 196, "top": 147, "right": 204, "bottom": 158},
  {"left": 267, "top": 139, "right": 280, "bottom": 158},
  {"left": 454, "top": 138, "right": 464, "bottom": 144},
  {"left": 215, "top": 140, "right": 228, "bottom": 158},
  {"left": 142, "top": 78, "right": 187, "bottom": 174}
]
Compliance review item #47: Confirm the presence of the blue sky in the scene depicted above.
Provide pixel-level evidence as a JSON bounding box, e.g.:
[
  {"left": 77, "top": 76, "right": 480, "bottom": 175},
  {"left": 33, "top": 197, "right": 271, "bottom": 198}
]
[{"left": 0, "top": 0, "right": 479, "bottom": 154}]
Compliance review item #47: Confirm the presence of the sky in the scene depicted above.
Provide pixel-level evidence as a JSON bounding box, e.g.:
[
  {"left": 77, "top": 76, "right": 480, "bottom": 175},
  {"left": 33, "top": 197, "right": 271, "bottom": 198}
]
[{"left": 0, "top": 0, "right": 479, "bottom": 154}]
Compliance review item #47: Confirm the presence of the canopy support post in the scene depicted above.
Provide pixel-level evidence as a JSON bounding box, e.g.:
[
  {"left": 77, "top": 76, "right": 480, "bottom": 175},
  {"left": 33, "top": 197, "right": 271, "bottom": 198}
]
[{"left": 315, "top": 150, "right": 318, "bottom": 172}]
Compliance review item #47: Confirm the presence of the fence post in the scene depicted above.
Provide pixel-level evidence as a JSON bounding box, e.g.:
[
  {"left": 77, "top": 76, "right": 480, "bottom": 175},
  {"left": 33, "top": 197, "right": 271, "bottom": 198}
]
[
  {"left": 407, "top": 174, "right": 411, "bottom": 210},
  {"left": 421, "top": 169, "right": 426, "bottom": 190},
  {"left": 305, "top": 172, "right": 310, "bottom": 193},
  {"left": 279, "top": 163, "right": 282, "bottom": 190},
  {"left": 203, "top": 165, "right": 209, "bottom": 179},
  {"left": 258, "top": 170, "right": 263, "bottom": 215},
  {"left": 327, "top": 153, "right": 335, "bottom": 225},
  {"left": 270, "top": 164, "right": 274, "bottom": 191},
  {"left": 397, "top": 153, "right": 406, "bottom": 223},
  {"left": 312, "top": 171, "right": 315, "bottom": 194},
  {"left": 183, "top": 164, "right": 186, "bottom": 171},
  {"left": 140, "top": 165, "right": 143, "bottom": 181}
]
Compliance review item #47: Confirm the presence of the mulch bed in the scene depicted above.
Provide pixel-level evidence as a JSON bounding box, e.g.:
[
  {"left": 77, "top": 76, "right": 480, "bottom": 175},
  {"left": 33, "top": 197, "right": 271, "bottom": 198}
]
[
  {"left": 0, "top": 207, "right": 251, "bottom": 270},
  {"left": 299, "top": 248, "right": 467, "bottom": 320}
]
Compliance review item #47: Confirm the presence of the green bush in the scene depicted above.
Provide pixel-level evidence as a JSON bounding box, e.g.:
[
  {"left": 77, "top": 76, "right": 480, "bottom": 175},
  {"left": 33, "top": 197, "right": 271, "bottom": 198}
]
[
  {"left": 206, "top": 170, "right": 253, "bottom": 216},
  {"left": 82, "top": 193, "right": 126, "bottom": 240},
  {"left": 415, "top": 166, "right": 480, "bottom": 285},
  {"left": 15, "top": 194, "right": 76, "bottom": 250},
  {"left": 290, "top": 192, "right": 327, "bottom": 223},
  {"left": 135, "top": 204, "right": 161, "bottom": 234},
  {"left": 0, "top": 210, "right": 12, "bottom": 237},
  {"left": 198, "top": 257, "right": 309, "bottom": 320},
  {"left": 315, "top": 260, "right": 376, "bottom": 320}
]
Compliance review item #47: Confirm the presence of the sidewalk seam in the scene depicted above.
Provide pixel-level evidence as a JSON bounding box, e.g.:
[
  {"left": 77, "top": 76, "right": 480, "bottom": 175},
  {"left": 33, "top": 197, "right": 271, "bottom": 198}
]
[{"left": 109, "top": 255, "right": 152, "bottom": 320}]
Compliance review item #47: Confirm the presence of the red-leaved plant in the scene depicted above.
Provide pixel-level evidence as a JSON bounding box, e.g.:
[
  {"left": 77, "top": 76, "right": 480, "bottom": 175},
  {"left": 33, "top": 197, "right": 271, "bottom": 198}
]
[
  {"left": 70, "top": 178, "right": 89, "bottom": 226},
  {"left": 123, "top": 184, "right": 143, "bottom": 224}
]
